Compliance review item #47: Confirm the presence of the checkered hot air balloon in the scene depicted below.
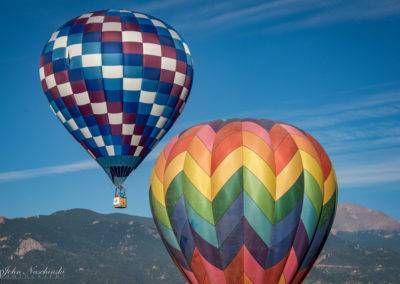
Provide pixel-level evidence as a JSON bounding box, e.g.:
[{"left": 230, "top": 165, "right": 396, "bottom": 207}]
[
  {"left": 39, "top": 10, "right": 193, "bottom": 189},
  {"left": 149, "top": 118, "right": 338, "bottom": 284}
]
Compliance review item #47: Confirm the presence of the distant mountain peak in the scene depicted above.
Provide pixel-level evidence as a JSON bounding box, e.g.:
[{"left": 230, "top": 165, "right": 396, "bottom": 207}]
[{"left": 332, "top": 203, "right": 400, "bottom": 233}]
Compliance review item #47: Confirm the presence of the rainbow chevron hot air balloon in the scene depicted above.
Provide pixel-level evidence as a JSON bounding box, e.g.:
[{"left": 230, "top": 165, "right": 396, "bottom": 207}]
[{"left": 149, "top": 118, "right": 338, "bottom": 284}]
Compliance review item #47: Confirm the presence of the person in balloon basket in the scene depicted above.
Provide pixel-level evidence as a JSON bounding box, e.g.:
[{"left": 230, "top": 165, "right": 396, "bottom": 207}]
[{"left": 113, "top": 187, "right": 127, "bottom": 209}]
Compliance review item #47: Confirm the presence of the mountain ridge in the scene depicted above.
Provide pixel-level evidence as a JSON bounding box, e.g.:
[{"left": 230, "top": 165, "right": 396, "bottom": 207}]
[{"left": 0, "top": 204, "right": 399, "bottom": 283}]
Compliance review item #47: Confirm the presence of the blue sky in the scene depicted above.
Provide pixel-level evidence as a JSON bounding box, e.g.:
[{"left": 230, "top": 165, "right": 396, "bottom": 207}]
[{"left": 0, "top": 0, "right": 399, "bottom": 219}]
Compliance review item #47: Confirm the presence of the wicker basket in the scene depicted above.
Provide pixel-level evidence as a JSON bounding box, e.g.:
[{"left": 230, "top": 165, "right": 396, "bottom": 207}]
[{"left": 113, "top": 197, "right": 127, "bottom": 208}]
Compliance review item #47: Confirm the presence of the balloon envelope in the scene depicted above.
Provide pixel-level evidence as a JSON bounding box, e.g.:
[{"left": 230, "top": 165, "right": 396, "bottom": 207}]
[
  {"left": 150, "top": 118, "right": 338, "bottom": 284},
  {"left": 39, "top": 9, "right": 193, "bottom": 186}
]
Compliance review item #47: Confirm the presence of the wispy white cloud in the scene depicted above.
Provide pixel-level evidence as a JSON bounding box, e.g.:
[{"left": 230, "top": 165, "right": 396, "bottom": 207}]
[
  {"left": 0, "top": 150, "right": 165, "bottom": 183},
  {"left": 313, "top": 122, "right": 400, "bottom": 144},
  {"left": 203, "top": 0, "right": 323, "bottom": 28},
  {"left": 338, "top": 80, "right": 400, "bottom": 95},
  {"left": 235, "top": 90, "right": 400, "bottom": 129},
  {"left": 337, "top": 158, "right": 400, "bottom": 187},
  {"left": 266, "top": 0, "right": 400, "bottom": 33},
  {"left": 171, "top": 0, "right": 400, "bottom": 34},
  {"left": 325, "top": 135, "right": 400, "bottom": 155},
  {"left": 295, "top": 90, "right": 400, "bottom": 118},
  {"left": 332, "top": 146, "right": 400, "bottom": 162},
  {"left": 294, "top": 104, "right": 400, "bottom": 129},
  {"left": 175, "top": 0, "right": 326, "bottom": 32},
  {"left": 0, "top": 160, "right": 97, "bottom": 183}
]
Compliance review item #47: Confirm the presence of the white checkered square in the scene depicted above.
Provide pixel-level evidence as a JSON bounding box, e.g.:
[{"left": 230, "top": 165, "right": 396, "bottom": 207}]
[
  {"left": 123, "top": 78, "right": 142, "bottom": 91},
  {"left": 180, "top": 87, "right": 189, "bottom": 100},
  {"left": 45, "top": 74, "right": 56, "bottom": 89},
  {"left": 150, "top": 104, "right": 164, "bottom": 116},
  {"left": 108, "top": 113, "right": 123, "bottom": 125},
  {"left": 74, "top": 92, "right": 90, "bottom": 106},
  {"left": 106, "top": 145, "right": 115, "bottom": 156},
  {"left": 143, "top": 43, "right": 161, "bottom": 56},
  {"left": 151, "top": 19, "right": 167, "bottom": 28},
  {"left": 39, "top": 67, "right": 45, "bottom": 81},
  {"left": 122, "top": 31, "right": 143, "bottom": 42},
  {"left": 168, "top": 29, "right": 181, "bottom": 40},
  {"left": 102, "top": 66, "right": 123, "bottom": 78},
  {"left": 80, "top": 127, "right": 92, "bottom": 139},
  {"left": 173, "top": 72, "right": 186, "bottom": 86},
  {"left": 49, "top": 31, "right": 59, "bottom": 42},
  {"left": 94, "top": 136, "right": 105, "bottom": 147},
  {"left": 92, "top": 102, "right": 107, "bottom": 114},
  {"left": 161, "top": 57, "right": 177, "bottom": 71},
  {"left": 134, "top": 13, "right": 149, "bottom": 19},
  {"left": 134, "top": 146, "right": 143, "bottom": 156},
  {"left": 78, "top": 13, "right": 93, "bottom": 19},
  {"left": 87, "top": 16, "right": 105, "bottom": 24},
  {"left": 156, "top": 117, "right": 167, "bottom": 128},
  {"left": 58, "top": 82, "right": 73, "bottom": 97},
  {"left": 179, "top": 101, "right": 186, "bottom": 113},
  {"left": 49, "top": 105, "right": 56, "bottom": 115},
  {"left": 122, "top": 124, "right": 135, "bottom": 135},
  {"left": 67, "top": 118, "right": 78, "bottom": 131},
  {"left": 102, "top": 22, "right": 122, "bottom": 32},
  {"left": 56, "top": 111, "right": 66, "bottom": 123},
  {"left": 68, "top": 44, "right": 82, "bottom": 58},
  {"left": 53, "top": 36, "right": 68, "bottom": 49},
  {"left": 183, "top": 43, "right": 191, "bottom": 55},
  {"left": 139, "top": 91, "right": 156, "bottom": 104},
  {"left": 130, "top": 134, "right": 142, "bottom": 146},
  {"left": 82, "top": 54, "right": 102, "bottom": 67}
]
